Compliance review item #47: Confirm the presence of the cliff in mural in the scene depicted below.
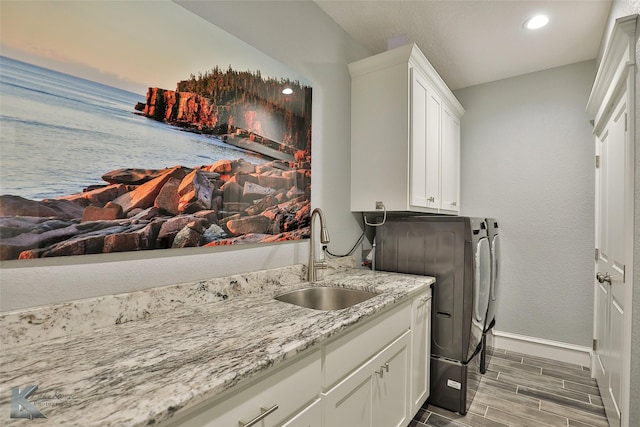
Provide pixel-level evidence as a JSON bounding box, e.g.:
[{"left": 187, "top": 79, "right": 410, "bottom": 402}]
[
  {"left": 0, "top": 155, "right": 311, "bottom": 260},
  {"left": 135, "top": 67, "right": 312, "bottom": 161}
]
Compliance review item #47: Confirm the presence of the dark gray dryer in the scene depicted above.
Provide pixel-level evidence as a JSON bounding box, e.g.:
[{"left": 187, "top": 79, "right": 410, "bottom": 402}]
[{"left": 375, "top": 215, "right": 491, "bottom": 415}]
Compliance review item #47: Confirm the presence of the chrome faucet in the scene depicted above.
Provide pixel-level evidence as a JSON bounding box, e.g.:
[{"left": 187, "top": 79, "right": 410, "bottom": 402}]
[{"left": 308, "top": 208, "right": 330, "bottom": 282}]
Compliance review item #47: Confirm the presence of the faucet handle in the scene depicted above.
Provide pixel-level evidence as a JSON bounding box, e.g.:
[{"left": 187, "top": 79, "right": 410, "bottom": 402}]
[{"left": 315, "top": 259, "right": 328, "bottom": 270}]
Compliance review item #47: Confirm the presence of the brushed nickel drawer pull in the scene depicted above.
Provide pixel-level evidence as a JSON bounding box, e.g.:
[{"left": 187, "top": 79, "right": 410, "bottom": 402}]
[{"left": 239, "top": 404, "right": 279, "bottom": 427}]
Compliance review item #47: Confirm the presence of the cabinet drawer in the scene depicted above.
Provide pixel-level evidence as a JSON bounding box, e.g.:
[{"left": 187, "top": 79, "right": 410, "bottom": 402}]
[
  {"left": 167, "top": 350, "right": 320, "bottom": 427},
  {"left": 323, "top": 302, "right": 411, "bottom": 389}
]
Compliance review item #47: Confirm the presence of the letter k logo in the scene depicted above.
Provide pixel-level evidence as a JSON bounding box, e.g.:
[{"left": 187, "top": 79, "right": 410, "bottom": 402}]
[{"left": 10, "top": 385, "right": 47, "bottom": 419}]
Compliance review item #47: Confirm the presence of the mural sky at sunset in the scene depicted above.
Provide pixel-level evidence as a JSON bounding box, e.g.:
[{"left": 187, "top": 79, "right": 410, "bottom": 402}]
[{"left": 0, "top": 1, "right": 308, "bottom": 95}]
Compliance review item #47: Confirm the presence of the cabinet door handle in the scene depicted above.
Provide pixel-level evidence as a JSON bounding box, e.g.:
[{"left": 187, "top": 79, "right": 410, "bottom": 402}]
[
  {"left": 375, "top": 362, "right": 390, "bottom": 377},
  {"left": 239, "top": 404, "right": 279, "bottom": 427},
  {"left": 450, "top": 201, "right": 457, "bottom": 207},
  {"left": 427, "top": 196, "right": 435, "bottom": 203},
  {"left": 420, "top": 296, "right": 430, "bottom": 304}
]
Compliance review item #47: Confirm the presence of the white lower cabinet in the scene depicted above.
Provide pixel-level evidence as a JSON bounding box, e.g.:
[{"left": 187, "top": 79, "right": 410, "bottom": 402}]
[
  {"left": 372, "top": 332, "right": 411, "bottom": 427},
  {"left": 323, "top": 331, "right": 411, "bottom": 427},
  {"left": 410, "top": 291, "right": 432, "bottom": 415},
  {"left": 166, "top": 289, "right": 432, "bottom": 427},
  {"left": 322, "top": 359, "right": 373, "bottom": 427}
]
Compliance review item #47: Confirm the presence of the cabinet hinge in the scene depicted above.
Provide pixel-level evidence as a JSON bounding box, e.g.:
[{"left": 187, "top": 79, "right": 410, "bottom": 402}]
[
  {"left": 595, "top": 155, "right": 600, "bottom": 169},
  {"left": 595, "top": 248, "right": 599, "bottom": 261},
  {"left": 593, "top": 339, "right": 597, "bottom": 352}
]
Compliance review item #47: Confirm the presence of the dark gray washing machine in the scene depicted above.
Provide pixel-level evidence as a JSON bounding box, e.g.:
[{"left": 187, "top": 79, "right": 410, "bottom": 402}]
[
  {"left": 375, "top": 216, "right": 491, "bottom": 415},
  {"left": 480, "top": 218, "right": 501, "bottom": 374}
]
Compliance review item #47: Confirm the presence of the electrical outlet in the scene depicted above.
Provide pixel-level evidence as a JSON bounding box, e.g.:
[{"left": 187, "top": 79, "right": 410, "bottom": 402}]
[{"left": 375, "top": 202, "right": 384, "bottom": 210}]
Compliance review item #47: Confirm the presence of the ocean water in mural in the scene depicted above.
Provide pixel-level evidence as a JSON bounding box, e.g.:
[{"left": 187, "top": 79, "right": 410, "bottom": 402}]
[{"left": 0, "top": 56, "right": 268, "bottom": 200}]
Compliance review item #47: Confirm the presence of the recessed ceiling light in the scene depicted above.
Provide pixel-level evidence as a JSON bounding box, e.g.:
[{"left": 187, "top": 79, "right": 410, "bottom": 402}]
[
  {"left": 282, "top": 88, "right": 293, "bottom": 95},
  {"left": 524, "top": 14, "right": 549, "bottom": 30}
]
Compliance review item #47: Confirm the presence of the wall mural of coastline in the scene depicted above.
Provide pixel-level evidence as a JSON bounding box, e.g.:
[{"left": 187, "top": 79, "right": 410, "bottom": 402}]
[{"left": 0, "top": 2, "right": 312, "bottom": 261}]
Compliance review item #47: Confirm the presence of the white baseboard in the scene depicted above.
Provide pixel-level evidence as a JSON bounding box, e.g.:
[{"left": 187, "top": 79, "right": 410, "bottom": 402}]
[{"left": 491, "top": 329, "right": 592, "bottom": 367}]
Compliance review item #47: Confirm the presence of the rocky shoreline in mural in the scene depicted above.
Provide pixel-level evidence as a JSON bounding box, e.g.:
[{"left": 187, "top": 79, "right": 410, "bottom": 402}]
[{"left": 0, "top": 155, "right": 311, "bottom": 260}]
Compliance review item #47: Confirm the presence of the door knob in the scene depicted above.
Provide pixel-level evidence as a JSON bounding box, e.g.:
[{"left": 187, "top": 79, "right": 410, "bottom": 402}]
[{"left": 596, "top": 272, "right": 612, "bottom": 284}]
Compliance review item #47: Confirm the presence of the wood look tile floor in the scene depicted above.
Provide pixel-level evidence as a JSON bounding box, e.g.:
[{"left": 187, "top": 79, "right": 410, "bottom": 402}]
[{"left": 410, "top": 348, "right": 609, "bottom": 427}]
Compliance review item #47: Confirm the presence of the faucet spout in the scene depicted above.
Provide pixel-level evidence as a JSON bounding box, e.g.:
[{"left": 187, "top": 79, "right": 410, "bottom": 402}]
[{"left": 308, "top": 208, "right": 330, "bottom": 282}]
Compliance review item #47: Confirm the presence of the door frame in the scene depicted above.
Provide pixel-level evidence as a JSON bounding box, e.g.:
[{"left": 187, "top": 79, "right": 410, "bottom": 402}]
[
  {"left": 586, "top": 14, "right": 637, "bottom": 427},
  {"left": 593, "top": 85, "right": 628, "bottom": 427}
]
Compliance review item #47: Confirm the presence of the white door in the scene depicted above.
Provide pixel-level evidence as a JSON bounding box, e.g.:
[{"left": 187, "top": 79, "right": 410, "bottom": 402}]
[{"left": 593, "top": 90, "right": 627, "bottom": 427}]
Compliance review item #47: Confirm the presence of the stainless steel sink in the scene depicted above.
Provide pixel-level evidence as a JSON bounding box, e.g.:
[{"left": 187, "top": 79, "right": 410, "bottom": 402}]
[{"left": 274, "top": 286, "right": 380, "bottom": 311}]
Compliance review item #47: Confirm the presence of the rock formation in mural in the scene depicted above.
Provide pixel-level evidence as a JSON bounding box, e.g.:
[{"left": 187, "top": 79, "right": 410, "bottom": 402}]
[{"left": 0, "top": 156, "right": 311, "bottom": 260}]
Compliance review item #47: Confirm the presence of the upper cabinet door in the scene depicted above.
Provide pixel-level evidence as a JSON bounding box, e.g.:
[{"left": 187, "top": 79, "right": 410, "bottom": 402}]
[
  {"left": 410, "top": 68, "right": 441, "bottom": 210},
  {"left": 410, "top": 68, "right": 428, "bottom": 208},
  {"left": 441, "top": 105, "right": 460, "bottom": 212},
  {"left": 425, "top": 82, "right": 442, "bottom": 210}
]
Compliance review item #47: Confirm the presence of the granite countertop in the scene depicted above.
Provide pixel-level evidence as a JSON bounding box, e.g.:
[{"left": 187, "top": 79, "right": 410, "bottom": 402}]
[{"left": 0, "top": 262, "right": 433, "bottom": 426}]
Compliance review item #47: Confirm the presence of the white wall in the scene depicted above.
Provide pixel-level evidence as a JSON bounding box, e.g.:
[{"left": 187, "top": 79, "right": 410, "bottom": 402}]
[
  {"left": 455, "top": 60, "right": 597, "bottom": 347},
  {"left": 0, "top": 1, "right": 369, "bottom": 313}
]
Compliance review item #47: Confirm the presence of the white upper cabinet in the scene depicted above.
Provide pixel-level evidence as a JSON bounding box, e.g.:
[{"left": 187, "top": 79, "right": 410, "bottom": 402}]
[
  {"left": 441, "top": 104, "right": 461, "bottom": 211},
  {"left": 349, "top": 43, "right": 464, "bottom": 214}
]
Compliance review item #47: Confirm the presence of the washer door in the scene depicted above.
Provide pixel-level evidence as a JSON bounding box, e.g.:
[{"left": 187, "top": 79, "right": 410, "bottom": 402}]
[
  {"left": 474, "top": 237, "right": 491, "bottom": 324},
  {"left": 490, "top": 234, "right": 501, "bottom": 301}
]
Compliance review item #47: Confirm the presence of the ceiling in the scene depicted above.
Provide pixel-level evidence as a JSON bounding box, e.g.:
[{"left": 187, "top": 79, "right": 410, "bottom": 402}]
[{"left": 314, "top": 0, "right": 612, "bottom": 90}]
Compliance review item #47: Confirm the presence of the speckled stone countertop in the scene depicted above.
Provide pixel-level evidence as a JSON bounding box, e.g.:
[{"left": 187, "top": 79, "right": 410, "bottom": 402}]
[{"left": 0, "top": 261, "right": 433, "bottom": 426}]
